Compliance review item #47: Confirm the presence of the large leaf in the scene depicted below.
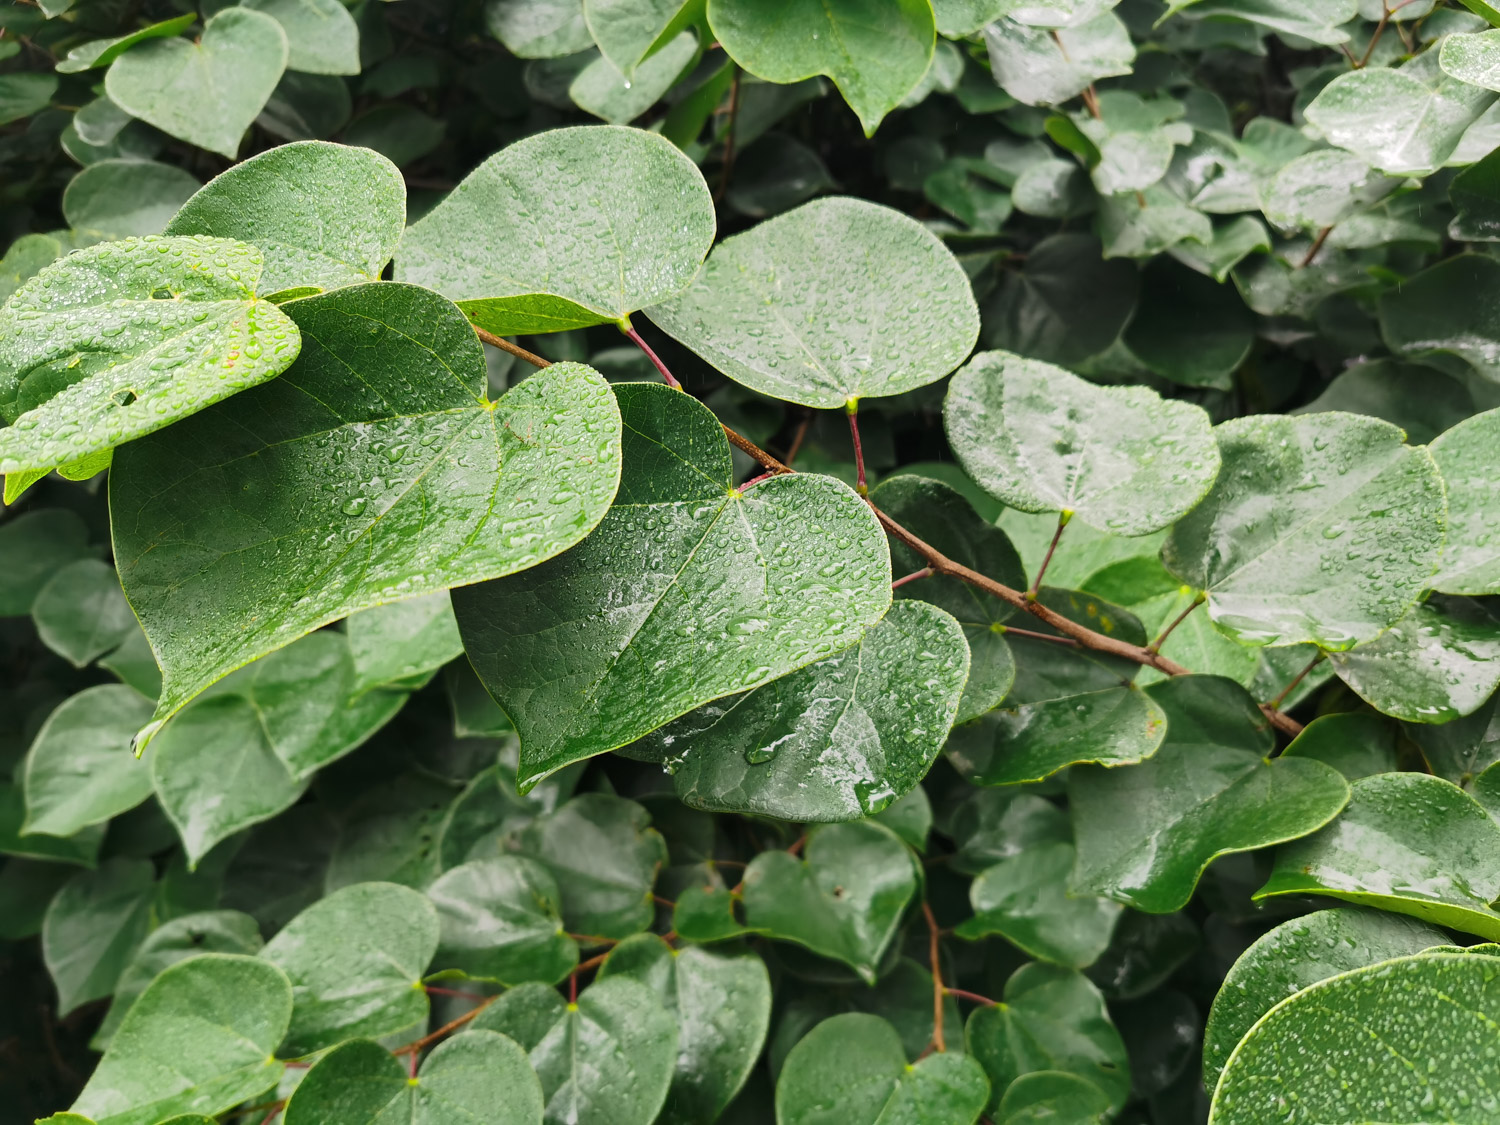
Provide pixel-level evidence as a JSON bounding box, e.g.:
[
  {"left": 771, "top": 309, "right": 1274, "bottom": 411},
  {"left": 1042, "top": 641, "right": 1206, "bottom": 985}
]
[
  {"left": 1380, "top": 254, "right": 1500, "bottom": 383},
  {"left": 944, "top": 351, "right": 1220, "bottom": 535},
  {"left": 0, "top": 236, "right": 300, "bottom": 487},
  {"left": 165, "top": 141, "right": 404, "bottom": 294},
  {"left": 707, "top": 0, "right": 935, "bottom": 136},
  {"left": 453, "top": 381, "right": 889, "bottom": 789},
  {"left": 426, "top": 856, "right": 578, "bottom": 985},
  {"left": 397, "top": 125, "right": 714, "bottom": 335},
  {"left": 259, "top": 881, "right": 440, "bottom": 1054},
  {"left": 1069, "top": 676, "right": 1351, "bottom": 913},
  {"left": 623, "top": 600, "right": 968, "bottom": 821},
  {"left": 69, "top": 955, "right": 291, "bottom": 1125},
  {"left": 648, "top": 197, "right": 978, "bottom": 409},
  {"left": 1208, "top": 953, "right": 1500, "bottom": 1123},
  {"left": 42, "top": 858, "right": 156, "bottom": 1014},
  {"left": 1256, "top": 771, "right": 1500, "bottom": 940},
  {"left": 1162, "top": 412, "right": 1446, "bottom": 649},
  {"left": 1201, "top": 907, "right": 1446, "bottom": 1090},
  {"left": 22, "top": 685, "right": 154, "bottom": 838},
  {"left": 104, "top": 9, "right": 289, "bottom": 159},
  {"left": 776, "top": 1012, "right": 990, "bottom": 1125},
  {"left": 112, "top": 282, "right": 620, "bottom": 745},
  {"left": 1430, "top": 406, "right": 1500, "bottom": 594}
]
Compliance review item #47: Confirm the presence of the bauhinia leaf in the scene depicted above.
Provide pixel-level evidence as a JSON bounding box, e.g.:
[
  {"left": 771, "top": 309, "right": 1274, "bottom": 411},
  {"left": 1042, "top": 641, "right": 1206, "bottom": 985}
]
[
  {"left": 22, "top": 684, "right": 155, "bottom": 838},
  {"left": 426, "top": 856, "right": 578, "bottom": 986},
  {"left": 1429, "top": 406, "right": 1500, "bottom": 594},
  {"left": 1380, "top": 254, "right": 1500, "bottom": 383},
  {"left": 42, "top": 858, "right": 156, "bottom": 1015}
]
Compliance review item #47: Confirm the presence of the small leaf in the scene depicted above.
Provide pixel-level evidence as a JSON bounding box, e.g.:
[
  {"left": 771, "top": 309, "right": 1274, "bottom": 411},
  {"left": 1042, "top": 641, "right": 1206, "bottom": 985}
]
[
  {"left": 427, "top": 856, "right": 578, "bottom": 985},
  {"left": 945, "top": 350, "right": 1221, "bottom": 535},
  {"left": 22, "top": 685, "right": 155, "bottom": 838},
  {"left": 31, "top": 560, "right": 137, "bottom": 669},
  {"left": 1430, "top": 406, "right": 1500, "bottom": 594},
  {"left": 1381, "top": 254, "right": 1500, "bottom": 383},
  {"left": 346, "top": 592, "right": 464, "bottom": 694},
  {"left": 570, "top": 30, "right": 699, "bottom": 124},
  {"left": 260, "top": 881, "right": 440, "bottom": 1054},
  {"left": 997, "top": 1072, "right": 1111, "bottom": 1124},
  {"left": 584, "top": 0, "right": 698, "bottom": 75},
  {"left": 165, "top": 141, "right": 405, "bottom": 294},
  {"left": 70, "top": 955, "right": 291, "bottom": 1125},
  {"left": 673, "top": 884, "right": 752, "bottom": 943},
  {"left": 486, "top": 0, "right": 594, "bottom": 57},
  {"left": 982, "top": 14, "right": 1134, "bottom": 107},
  {"left": 56, "top": 14, "right": 197, "bottom": 73},
  {"left": 1279, "top": 710, "right": 1398, "bottom": 780},
  {"left": 62, "top": 161, "right": 201, "bottom": 241},
  {"left": 243, "top": 0, "right": 359, "bottom": 75},
  {"left": 1256, "top": 771, "right": 1500, "bottom": 941},
  {"left": 398, "top": 125, "right": 714, "bottom": 334},
  {"left": 776, "top": 1012, "right": 990, "bottom": 1125},
  {"left": 43, "top": 858, "right": 156, "bottom": 1015},
  {"left": 649, "top": 197, "right": 978, "bottom": 409}
]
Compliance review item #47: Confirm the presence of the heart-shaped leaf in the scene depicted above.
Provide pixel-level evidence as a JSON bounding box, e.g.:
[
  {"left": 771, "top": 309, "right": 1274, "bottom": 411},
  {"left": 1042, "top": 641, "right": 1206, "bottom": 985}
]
[
  {"left": 570, "top": 30, "right": 699, "bottom": 125},
  {"left": 56, "top": 14, "right": 197, "bottom": 73},
  {"left": 1256, "top": 771, "right": 1500, "bottom": 940},
  {"left": 243, "top": 0, "right": 359, "bottom": 75},
  {"left": 260, "top": 881, "right": 439, "bottom": 1054},
  {"left": 584, "top": 0, "right": 698, "bottom": 75},
  {"left": 982, "top": 13, "right": 1134, "bottom": 107},
  {"left": 283, "top": 1032, "right": 544, "bottom": 1125},
  {"left": 31, "top": 559, "right": 137, "bottom": 669},
  {"left": 62, "top": 160, "right": 201, "bottom": 241},
  {"left": 22, "top": 684, "right": 155, "bottom": 838},
  {"left": 473, "top": 977, "right": 679, "bottom": 1125},
  {"left": 777, "top": 1012, "right": 990, "bottom": 1125},
  {"left": 1279, "top": 710, "right": 1398, "bottom": 781},
  {"left": 43, "top": 858, "right": 156, "bottom": 1015},
  {"left": 1201, "top": 907, "right": 1446, "bottom": 1091},
  {"left": 165, "top": 141, "right": 405, "bottom": 294},
  {"left": 944, "top": 351, "right": 1221, "bottom": 536},
  {"left": 741, "top": 821, "right": 918, "bottom": 982},
  {"left": 105, "top": 9, "right": 289, "bottom": 159},
  {"left": 1162, "top": 412, "right": 1446, "bottom": 649},
  {"left": 453, "top": 381, "right": 889, "bottom": 788},
  {"left": 1430, "top": 406, "right": 1500, "bottom": 594},
  {"left": 0, "top": 236, "right": 300, "bottom": 489},
  {"left": 112, "top": 281, "right": 621, "bottom": 744},
  {"left": 998, "top": 1072, "right": 1112, "bottom": 1125},
  {"left": 624, "top": 600, "right": 968, "bottom": 822},
  {"left": 398, "top": 125, "right": 714, "bottom": 335},
  {"left": 708, "top": 0, "right": 934, "bottom": 136},
  {"left": 648, "top": 197, "right": 978, "bottom": 409},
  {"left": 427, "top": 856, "right": 577, "bottom": 985},
  {"left": 1069, "top": 676, "right": 1351, "bottom": 913}
]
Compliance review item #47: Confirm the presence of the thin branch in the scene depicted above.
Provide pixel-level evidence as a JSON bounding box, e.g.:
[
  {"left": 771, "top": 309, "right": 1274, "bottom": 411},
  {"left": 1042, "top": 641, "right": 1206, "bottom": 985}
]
[
  {"left": 1300, "top": 225, "right": 1334, "bottom": 268},
  {"left": 943, "top": 987, "right": 998, "bottom": 1007},
  {"left": 999, "top": 624, "right": 1081, "bottom": 647},
  {"left": 922, "top": 902, "right": 945, "bottom": 1053},
  {"left": 621, "top": 322, "right": 681, "bottom": 389},
  {"left": 846, "top": 401, "right": 868, "bottom": 496},
  {"left": 473, "top": 325, "right": 550, "bottom": 370},
  {"left": 783, "top": 412, "right": 811, "bottom": 467},
  {"left": 891, "top": 566, "right": 933, "bottom": 589},
  {"left": 722, "top": 427, "right": 792, "bottom": 474},
  {"left": 1149, "top": 592, "right": 1205, "bottom": 654},
  {"left": 1028, "top": 511, "right": 1071, "bottom": 599},
  {"left": 393, "top": 996, "right": 496, "bottom": 1055},
  {"left": 1268, "top": 651, "right": 1326, "bottom": 712}
]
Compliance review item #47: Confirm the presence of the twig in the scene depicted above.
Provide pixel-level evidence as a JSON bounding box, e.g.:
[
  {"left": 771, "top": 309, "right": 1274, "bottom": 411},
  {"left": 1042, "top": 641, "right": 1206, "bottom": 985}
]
[
  {"left": 1268, "top": 651, "right": 1326, "bottom": 712},
  {"left": 943, "top": 987, "right": 998, "bottom": 1007},
  {"left": 714, "top": 67, "right": 742, "bottom": 205},
  {"left": 892, "top": 566, "right": 933, "bottom": 589},
  {"left": 846, "top": 401, "right": 868, "bottom": 496},
  {"left": 393, "top": 997, "right": 497, "bottom": 1056},
  {"left": 1028, "top": 511, "right": 1071, "bottom": 599},
  {"left": 783, "top": 412, "right": 811, "bottom": 466},
  {"left": 922, "top": 902, "right": 945, "bottom": 1053},
  {"left": 1301, "top": 226, "right": 1334, "bottom": 268},
  {"left": 473, "top": 325, "right": 550, "bottom": 370},
  {"left": 1149, "top": 592, "right": 1205, "bottom": 654},
  {"left": 999, "top": 624, "right": 1081, "bottom": 647},
  {"left": 621, "top": 321, "right": 681, "bottom": 389}
]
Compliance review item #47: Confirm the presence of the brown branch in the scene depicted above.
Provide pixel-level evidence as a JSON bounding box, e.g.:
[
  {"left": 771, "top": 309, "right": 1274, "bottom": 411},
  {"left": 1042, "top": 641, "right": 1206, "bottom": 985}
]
[
  {"left": 1301, "top": 225, "right": 1333, "bottom": 267},
  {"left": 474, "top": 326, "right": 550, "bottom": 370},
  {"left": 1149, "top": 592, "right": 1205, "bottom": 654},
  {"left": 393, "top": 996, "right": 496, "bottom": 1056},
  {"left": 714, "top": 67, "right": 743, "bottom": 205},
  {"left": 922, "top": 902, "right": 945, "bottom": 1054},
  {"left": 943, "top": 987, "right": 998, "bottom": 1007}
]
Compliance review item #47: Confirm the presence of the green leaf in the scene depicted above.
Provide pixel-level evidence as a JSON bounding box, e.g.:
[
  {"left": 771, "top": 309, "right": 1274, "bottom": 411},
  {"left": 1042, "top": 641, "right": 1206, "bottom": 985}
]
[
  {"left": 741, "top": 821, "right": 919, "bottom": 983},
  {"left": 486, "top": 0, "right": 593, "bottom": 56},
  {"left": 997, "top": 1072, "right": 1111, "bottom": 1125},
  {"left": 105, "top": 8, "right": 289, "bottom": 159},
  {"left": 1430, "top": 406, "right": 1500, "bottom": 594},
  {"left": 1297, "top": 359, "right": 1476, "bottom": 447},
  {"left": 242, "top": 0, "right": 359, "bottom": 75},
  {"left": 347, "top": 592, "right": 464, "bottom": 694},
  {"left": 43, "top": 858, "right": 156, "bottom": 1014},
  {"left": 1163, "top": 0, "right": 1357, "bottom": 44},
  {"left": 0, "top": 236, "right": 300, "bottom": 483},
  {"left": 625, "top": 600, "right": 968, "bottom": 821},
  {"left": 112, "top": 282, "right": 619, "bottom": 745},
  {"left": 1123, "top": 258, "right": 1252, "bottom": 389},
  {"left": 776, "top": 1012, "right": 990, "bottom": 1125},
  {"left": 1169, "top": 215, "right": 1272, "bottom": 283},
  {"left": 282, "top": 1032, "right": 545, "bottom": 1124},
  {"left": 1329, "top": 595, "right": 1500, "bottom": 722},
  {"left": 941, "top": 788, "right": 1070, "bottom": 876},
  {"left": 56, "top": 14, "right": 198, "bottom": 73},
  {"left": 31, "top": 560, "right": 137, "bottom": 669},
  {"left": 427, "top": 856, "right": 578, "bottom": 985},
  {"left": 570, "top": 30, "right": 699, "bottom": 124},
  {"left": 649, "top": 197, "right": 977, "bottom": 409},
  {"left": 982, "top": 14, "right": 1134, "bottom": 107},
  {"left": 584, "top": 0, "right": 699, "bottom": 75},
  {"left": 454, "top": 381, "right": 889, "bottom": 788},
  {"left": 260, "top": 882, "right": 438, "bottom": 1054},
  {"left": 473, "top": 976, "right": 679, "bottom": 1125},
  {"left": 708, "top": 0, "right": 934, "bottom": 136},
  {"left": 165, "top": 141, "right": 405, "bottom": 294},
  {"left": 600, "top": 935, "right": 772, "bottom": 1123},
  {"left": 0, "top": 782, "right": 105, "bottom": 866},
  {"left": 1209, "top": 953, "right": 1500, "bottom": 1123},
  {"left": 515, "top": 794, "right": 668, "bottom": 939},
  {"left": 326, "top": 772, "right": 461, "bottom": 892},
  {"left": 1257, "top": 771, "right": 1500, "bottom": 941},
  {"left": 673, "top": 883, "right": 751, "bottom": 943},
  {"left": 21, "top": 685, "right": 154, "bottom": 838},
  {"left": 1279, "top": 710, "right": 1398, "bottom": 780},
  {"left": 1381, "top": 254, "right": 1500, "bottom": 383},
  {"left": 1070, "top": 675, "right": 1351, "bottom": 912},
  {"left": 62, "top": 161, "right": 201, "bottom": 241},
  {"left": 398, "top": 125, "right": 714, "bottom": 334},
  {"left": 1098, "top": 187, "right": 1212, "bottom": 260},
  {"left": 1404, "top": 691, "right": 1500, "bottom": 787},
  {"left": 1000, "top": 510, "right": 1163, "bottom": 592},
  {"left": 0, "top": 73, "right": 57, "bottom": 127},
  {"left": 964, "top": 964, "right": 1129, "bottom": 1115},
  {"left": 945, "top": 351, "right": 1221, "bottom": 535},
  {"left": 1201, "top": 907, "right": 1446, "bottom": 1091},
  {"left": 70, "top": 954, "right": 291, "bottom": 1125},
  {"left": 1442, "top": 27, "right": 1500, "bottom": 92},
  {"left": 1162, "top": 412, "right": 1446, "bottom": 649},
  {"left": 0, "top": 233, "right": 62, "bottom": 305},
  {"left": 1450, "top": 144, "right": 1500, "bottom": 239}
]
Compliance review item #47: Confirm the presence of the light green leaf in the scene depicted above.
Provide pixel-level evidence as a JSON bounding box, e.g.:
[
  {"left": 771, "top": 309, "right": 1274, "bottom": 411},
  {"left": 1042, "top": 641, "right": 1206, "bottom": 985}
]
[
  {"left": 283, "top": 1032, "right": 544, "bottom": 1124},
  {"left": 31, "top": 560, "right": 137, "bottom": 669},
  {"left": 70, "top": 955, "right": 291, "bottom": 1125},
  {"left": 43, "top": 858, "right": 156, "bottom": 1015},
  {"left": 584, "top": 0, "right": 699, "bottom": 75},
  {"left": 1260, "top": 149, "right": 1397, "bottom": 233},
  {"left": 260, "top": 881, "right": 440, "bottom": 1054},
  {"left": 56, "top": 14, "right": 198, "bottom": 73},
  {"left": 1430, "top": 406, "right": 1500, "bottom": 593},
  {"left": 62, "top": 161, "right": 201, "bottom": 241},
  {"left": 165, "top": 141, "right": 405, "bottom": 294},
  {"left": 649, "top": 197, "right": 977, "bottom": 409},
  {"left": 398, "top": 125, "right": 713, "bottom": 334},
  {"left": 1070, "top": 675, "right": 1351, "bottom": 913},
  {"left": 1163, "top": 0, "right": 1358, "bottom": 46},
  {"left": 624, "top": 600, "right": 969, "bottom": 821},
  {"left": 1201, "top": 907, "right": 1446, "bottom": 1091},
  {"left": 473, "top": 977, "right": 679, "bottom": 1125},
  {"left": 453, "top": 381, "right": 889, "bottom": 789},
  {"left": 1162, "top": 412, "right": 1446, "bottom": 649},
  {"left": 997, "top": 1072, "right": 1111, "bottom": 1125},
  {"left": 1257, "top": 771, "right": 1500, "bottom": 940},
  {"left": 1168, "top": 215, "right": 1272, "bottom": 282},
  {"left": 0, "top": 73, "right": 57, "bottom": 127},
  {"left": 1123, "top": 258, "right": 1252, "bottom": 389},
  {"left": 0, "top": 782, "right": 105, "bottom": 866},
  {"left": 0, "top": 236, "right": 300, "bottom": 483},
  {"left": 1209, "top": 953, "right": 1500, "bottom": 1123},
  {"left": 600, "top": 936, "right": 772, "bottom": 1124},
  {"left": 427, "top": 856, "right": 577, "bottom": 985},
  {"left": 776, "top": 1012, "right": 990, "bottom": 1125},
  {"left": 105, "top": 8, "right": 289, "bottom": 159},
  {"left": 22, "top": 685, "right": 154, "bottom": 838},
  {"left": 485, "top": 0, "right": 593, "bottom": 57},
  {"left": 1380, "top": 254, "right": 1500, "bottom": 382},
  {"left": 112, "top": 282, "right": 620, "bottom": 745},
  {"left": 243, "top": 0, "right": 359, "bottom": 75},
  {"left": 1279, "top": 710, "right": 1398, "bottom": 781},
  {"left": 982, "top": 14, "right": 1134, "bottom": 107},
  {"left": 347, "top": 592, "right": 464, "bottom": 694},
  {"left": 945, "top": 350, "right": 1221, "bottom": 535},
  {"left": 708, "top": 0, "right": 934, "bottom": 136},
  {"left": 1297, "top": 359, "right": 1476, "bottom": 446},
  {"left": 570, "top": 30, "right": 698, "bottom": 124},
  {"left": 1442, "top": 27, "right": 1500, "bottom": 91},
  {"left": 741, "top": 821, "right": 918, "bottom": 983}
]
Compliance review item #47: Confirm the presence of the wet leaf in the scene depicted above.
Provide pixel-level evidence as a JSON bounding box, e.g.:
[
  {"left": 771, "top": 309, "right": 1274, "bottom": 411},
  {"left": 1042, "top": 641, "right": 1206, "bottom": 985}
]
[
  {"left": 584, "top": 0, "right": 698, "bottom": 75},
  {"left": 1430, "top": 406, "right": 1500, "bottom": 594},
  {"left": 346, "top": 592, "right": 464, "bottom": 694},
  {"left": 427, "top": 856, "right": 577, "bottom": 985},
  {"left": 997, "top": 1071, "right": 1111, "bottom": 1124},
  {"left": 1279, "top": 710, "right": 1398, "bottom": 780},
  {"left": 1381, "top": 254, "right": 1500, "bottom": 383},
  {"left": 62, "top": 161, "right": 201, "bottom": 241},
  {"left": 22, "top": 685, "right": 154, "bottom": 838},
  {"left": 982, "top": 14, "right": 1134, "bottom": 107},
  {"left": 43, "top": 858, "right": 156, "bottom": 1015}
]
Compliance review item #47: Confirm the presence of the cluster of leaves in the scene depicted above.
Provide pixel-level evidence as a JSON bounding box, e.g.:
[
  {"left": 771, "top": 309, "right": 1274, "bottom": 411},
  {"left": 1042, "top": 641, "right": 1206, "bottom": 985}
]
[{"left": 9, "top": 0, "right": 1500, "bottom": 1123}]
